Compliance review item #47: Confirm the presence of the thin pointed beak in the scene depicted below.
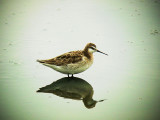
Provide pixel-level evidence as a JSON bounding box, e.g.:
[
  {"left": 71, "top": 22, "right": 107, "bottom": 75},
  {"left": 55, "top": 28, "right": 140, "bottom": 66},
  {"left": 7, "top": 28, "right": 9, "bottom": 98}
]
[
  {"left": 98, "top": 99, "right": 107, "bottom": 102},
  {"left": 96, "top": 49, "right": 108, "bottom": 56}
]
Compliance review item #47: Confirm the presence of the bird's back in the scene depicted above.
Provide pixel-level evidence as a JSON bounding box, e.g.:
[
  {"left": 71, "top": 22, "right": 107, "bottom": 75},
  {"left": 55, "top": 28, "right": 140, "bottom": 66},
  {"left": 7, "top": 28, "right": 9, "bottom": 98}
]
[{"left": 37, "top": 50, "right": 83, "bottom": 66}]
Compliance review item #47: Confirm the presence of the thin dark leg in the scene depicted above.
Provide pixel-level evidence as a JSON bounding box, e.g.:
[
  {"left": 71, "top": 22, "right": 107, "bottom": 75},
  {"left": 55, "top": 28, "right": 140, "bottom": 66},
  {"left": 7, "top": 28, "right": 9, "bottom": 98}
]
[
  {"left": 71, "top": 74, "right": 73, "bottom": 78},
  {"left": 68, "top": 74, "right": 69, "bottom": 77}
]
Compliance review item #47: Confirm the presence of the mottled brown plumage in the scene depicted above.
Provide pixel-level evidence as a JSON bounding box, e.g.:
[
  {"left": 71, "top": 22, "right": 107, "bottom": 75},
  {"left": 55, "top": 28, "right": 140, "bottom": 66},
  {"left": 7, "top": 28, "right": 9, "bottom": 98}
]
[{"left": 37, "top": 50, "right": 83, "bottom": 66}]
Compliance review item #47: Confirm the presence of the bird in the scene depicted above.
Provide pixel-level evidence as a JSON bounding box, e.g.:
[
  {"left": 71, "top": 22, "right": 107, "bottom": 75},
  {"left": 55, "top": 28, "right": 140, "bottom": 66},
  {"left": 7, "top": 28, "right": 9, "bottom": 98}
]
[{"left": 37, "top": 43, "right": 108, "bottom": 77}]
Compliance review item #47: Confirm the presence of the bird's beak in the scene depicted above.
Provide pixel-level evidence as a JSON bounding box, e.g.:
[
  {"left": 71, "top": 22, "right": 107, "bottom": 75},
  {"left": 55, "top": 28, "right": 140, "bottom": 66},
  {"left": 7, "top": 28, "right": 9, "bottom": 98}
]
[
  {"left": 98, "top": 99, "right": 107, "bottom": 102},
  {"left": 96, "top": 49, "right": 108, "bottom": 56}
]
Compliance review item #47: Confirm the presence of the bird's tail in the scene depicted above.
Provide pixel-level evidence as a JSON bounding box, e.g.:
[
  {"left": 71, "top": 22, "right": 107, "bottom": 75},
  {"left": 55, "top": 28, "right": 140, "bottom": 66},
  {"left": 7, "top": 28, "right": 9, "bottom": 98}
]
[{"left": 37, "top": 59, "right": 45, "bottom": 63}]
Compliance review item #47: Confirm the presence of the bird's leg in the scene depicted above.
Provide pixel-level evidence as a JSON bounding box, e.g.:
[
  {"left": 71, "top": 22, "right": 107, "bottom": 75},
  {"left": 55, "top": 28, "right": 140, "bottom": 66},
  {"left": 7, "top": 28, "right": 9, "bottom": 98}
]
[
  {"left": 68, "top": 74, "right": 69, "bottom": 77},
  {"left": 71, "top": 74, "right": 74, "bottom": 78}
]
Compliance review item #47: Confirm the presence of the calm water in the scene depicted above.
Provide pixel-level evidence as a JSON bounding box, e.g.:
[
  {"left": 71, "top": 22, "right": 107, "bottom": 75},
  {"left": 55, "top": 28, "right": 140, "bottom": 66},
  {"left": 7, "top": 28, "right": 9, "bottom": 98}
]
[{"left": 0, "top": 0, "right": 160, "bottom": 120}]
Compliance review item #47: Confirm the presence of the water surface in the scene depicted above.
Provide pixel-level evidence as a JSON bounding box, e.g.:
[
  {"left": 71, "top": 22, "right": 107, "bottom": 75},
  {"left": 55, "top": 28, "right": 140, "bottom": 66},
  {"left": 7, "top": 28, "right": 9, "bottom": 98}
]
[{"left": 0, "top": 0, "right": 160, "bottom": 120}]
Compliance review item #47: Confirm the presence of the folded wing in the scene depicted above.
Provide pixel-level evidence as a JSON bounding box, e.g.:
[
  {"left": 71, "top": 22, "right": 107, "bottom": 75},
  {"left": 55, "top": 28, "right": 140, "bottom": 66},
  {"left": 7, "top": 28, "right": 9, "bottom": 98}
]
[{"left": 37, "top": 51, "right": 83, "bottom": 66}]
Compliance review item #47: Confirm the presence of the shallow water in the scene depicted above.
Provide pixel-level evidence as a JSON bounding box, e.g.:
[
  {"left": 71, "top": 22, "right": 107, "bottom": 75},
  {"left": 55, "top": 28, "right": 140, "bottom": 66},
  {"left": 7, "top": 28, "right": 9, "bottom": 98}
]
[{"left": 0, "top": 0, "right": 160, "bottom": 120}]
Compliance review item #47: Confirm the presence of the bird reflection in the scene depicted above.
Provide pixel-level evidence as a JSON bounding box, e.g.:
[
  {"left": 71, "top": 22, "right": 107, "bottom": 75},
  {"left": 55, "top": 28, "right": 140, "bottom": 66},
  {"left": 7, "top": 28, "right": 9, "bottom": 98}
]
[{"left": 37, "top": 77, "right": 105, "bottom": 109}]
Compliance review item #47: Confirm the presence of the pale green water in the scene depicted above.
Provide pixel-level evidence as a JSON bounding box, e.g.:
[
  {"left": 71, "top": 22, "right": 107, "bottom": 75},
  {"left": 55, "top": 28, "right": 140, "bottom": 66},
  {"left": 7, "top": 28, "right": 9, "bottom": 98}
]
[{"left": 0, "top": 0, "right": 160, "bottom": 120}]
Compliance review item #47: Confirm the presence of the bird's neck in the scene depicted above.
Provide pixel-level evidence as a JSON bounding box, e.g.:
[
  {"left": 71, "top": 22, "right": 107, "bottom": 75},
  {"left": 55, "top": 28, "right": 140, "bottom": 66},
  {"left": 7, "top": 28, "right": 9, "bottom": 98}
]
[{"left": 83, "top": 49, "right": 93, "bottom": 59}]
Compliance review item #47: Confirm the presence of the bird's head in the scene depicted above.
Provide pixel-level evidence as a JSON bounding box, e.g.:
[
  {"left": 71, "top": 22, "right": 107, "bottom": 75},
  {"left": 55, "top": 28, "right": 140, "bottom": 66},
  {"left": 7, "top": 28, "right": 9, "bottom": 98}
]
[{"left": 84, "top": 43, "right": 108, "bottom": 55}]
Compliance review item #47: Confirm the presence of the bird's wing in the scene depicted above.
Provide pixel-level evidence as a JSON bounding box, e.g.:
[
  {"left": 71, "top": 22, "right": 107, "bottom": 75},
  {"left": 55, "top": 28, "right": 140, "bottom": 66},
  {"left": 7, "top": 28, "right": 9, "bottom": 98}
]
[{"left": 37, "top": 51, "right": 83, "bottom": 66}]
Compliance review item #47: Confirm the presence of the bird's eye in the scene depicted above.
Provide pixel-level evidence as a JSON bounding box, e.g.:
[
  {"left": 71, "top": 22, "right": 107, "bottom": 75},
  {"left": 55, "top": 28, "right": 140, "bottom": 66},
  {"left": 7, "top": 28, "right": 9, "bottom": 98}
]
[{"left": 90, "top": 46, "right": 95, "bottom": 49}]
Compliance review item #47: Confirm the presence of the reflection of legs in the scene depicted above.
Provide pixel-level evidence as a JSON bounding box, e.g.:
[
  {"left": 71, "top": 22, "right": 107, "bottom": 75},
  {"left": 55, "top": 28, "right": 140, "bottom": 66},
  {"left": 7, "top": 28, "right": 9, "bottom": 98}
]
[{"left": 67, "top": 74, "right": 74, "bottom": 77}]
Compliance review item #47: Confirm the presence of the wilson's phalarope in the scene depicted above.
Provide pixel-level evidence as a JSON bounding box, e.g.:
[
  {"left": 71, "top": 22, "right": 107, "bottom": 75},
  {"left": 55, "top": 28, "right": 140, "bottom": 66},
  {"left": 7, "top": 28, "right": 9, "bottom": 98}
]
[{"left": 37, "top": 43, "right": 108, "bottom": 77}]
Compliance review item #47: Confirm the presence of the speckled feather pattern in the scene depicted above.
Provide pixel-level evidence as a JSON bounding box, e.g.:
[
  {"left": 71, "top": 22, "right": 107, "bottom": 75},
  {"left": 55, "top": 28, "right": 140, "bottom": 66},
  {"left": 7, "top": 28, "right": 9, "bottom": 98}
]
[{"left": 38, "top": 50, "right": 84, "bottom": 66}]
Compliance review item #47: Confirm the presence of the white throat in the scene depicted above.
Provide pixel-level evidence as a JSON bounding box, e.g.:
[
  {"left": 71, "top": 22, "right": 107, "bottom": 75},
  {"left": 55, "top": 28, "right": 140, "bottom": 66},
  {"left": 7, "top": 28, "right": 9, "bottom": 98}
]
[{"left": 88, "top": 48, "right": 96, "bottom": 53}]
